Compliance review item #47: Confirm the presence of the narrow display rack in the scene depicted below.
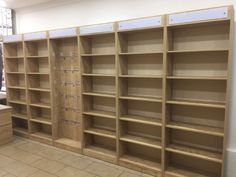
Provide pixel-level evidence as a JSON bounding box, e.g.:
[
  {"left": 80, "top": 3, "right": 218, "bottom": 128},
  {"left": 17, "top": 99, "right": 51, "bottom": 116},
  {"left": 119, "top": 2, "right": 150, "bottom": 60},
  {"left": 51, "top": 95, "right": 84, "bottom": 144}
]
[{"left": 3, "top": 6, "right": 233, "bottom": 177}]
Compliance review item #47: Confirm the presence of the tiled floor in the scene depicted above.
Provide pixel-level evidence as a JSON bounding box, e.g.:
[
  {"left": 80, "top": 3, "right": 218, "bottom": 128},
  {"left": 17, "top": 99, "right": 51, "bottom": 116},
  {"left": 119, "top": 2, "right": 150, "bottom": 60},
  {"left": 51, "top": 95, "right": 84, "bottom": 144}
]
[{"left": 0, "top": 136, "right": 154, "bottom": 177}]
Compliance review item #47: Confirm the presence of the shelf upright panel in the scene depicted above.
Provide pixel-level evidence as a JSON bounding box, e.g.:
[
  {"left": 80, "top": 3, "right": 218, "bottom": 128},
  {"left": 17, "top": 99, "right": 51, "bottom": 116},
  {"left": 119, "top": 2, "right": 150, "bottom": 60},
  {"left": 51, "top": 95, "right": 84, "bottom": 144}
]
[
  {"left": 49, "top": 27, "right": 81, "bottom": 152},
  {"left": 79, "top": 22, "right": 118, "bottom": 164},
  {"left": 164, "top": 6, "right": 233, "bottom": 177},
  {"left": 3, "top": 34, "right": 29, "bottom": 138},
  {"left": 117, "top": 15, "right": 164, "bottom": 176}
]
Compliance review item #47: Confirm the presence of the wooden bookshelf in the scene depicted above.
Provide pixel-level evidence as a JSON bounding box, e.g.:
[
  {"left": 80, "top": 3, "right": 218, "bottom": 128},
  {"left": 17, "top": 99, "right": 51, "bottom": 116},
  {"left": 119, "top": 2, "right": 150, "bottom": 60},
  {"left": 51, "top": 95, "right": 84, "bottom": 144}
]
[
  {"left": 3, "top": 6, "right": 233, "bottom": 177},
  {"left": 3, "top": 36, "right": 29, "bottom": 137},
  {"left": 117, "top": 15, "right": 164, "bottom": 176},
  {"left": 80, "top": 23, "right": 117, "bottom": 163}
]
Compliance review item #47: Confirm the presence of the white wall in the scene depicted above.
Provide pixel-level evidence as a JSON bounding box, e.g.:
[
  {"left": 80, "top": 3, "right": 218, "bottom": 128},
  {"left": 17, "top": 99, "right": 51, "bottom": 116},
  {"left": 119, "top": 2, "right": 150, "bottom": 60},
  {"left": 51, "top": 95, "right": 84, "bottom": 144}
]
[{"left": 15, "top": 0, "right": 236, "bottom": 176}]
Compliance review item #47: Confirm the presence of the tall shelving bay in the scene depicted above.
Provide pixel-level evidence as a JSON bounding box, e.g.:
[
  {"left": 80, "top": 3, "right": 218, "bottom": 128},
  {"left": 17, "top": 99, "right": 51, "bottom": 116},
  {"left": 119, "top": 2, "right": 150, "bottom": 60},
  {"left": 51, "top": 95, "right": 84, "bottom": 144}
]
[
  {"left": 49, "top": 28, "right": 81, "bottom": 152},
  {"left": 24, "top": 32, "right": 53, "bottom": 145},
  {"left": 79, "top": 23, "right": 118, "bottom": 163},
  {"left": 4, "top": 35, "right": 29, "bottom": 137}
]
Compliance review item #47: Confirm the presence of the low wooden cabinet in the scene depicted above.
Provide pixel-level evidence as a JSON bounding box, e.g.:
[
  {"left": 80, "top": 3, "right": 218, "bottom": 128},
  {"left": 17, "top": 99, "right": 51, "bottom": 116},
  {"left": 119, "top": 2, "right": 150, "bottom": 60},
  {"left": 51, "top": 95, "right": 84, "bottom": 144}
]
[{"left": 0, "top": 105, "right": 12, "bottom": 145}]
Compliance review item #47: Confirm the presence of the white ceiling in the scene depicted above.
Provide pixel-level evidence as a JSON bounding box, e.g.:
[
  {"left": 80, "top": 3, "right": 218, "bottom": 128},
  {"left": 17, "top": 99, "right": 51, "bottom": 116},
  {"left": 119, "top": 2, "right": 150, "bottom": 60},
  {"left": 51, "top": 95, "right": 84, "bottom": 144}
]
[{"left": 1, "top": 0, "right": 68, "bottom": 9}]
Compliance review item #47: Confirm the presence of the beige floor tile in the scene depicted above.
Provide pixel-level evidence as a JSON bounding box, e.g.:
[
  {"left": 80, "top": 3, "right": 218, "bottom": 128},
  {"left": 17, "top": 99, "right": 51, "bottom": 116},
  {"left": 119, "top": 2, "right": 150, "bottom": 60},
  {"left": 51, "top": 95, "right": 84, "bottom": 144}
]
[
  {"left": 37, "top": 148, "right": 68, "bottom": 161},
  {"left": 9, "top": 150, "right": 42, "bottom": 164},
  {"left": 4, "top": 161, "right": 38, "bottom": 177},
  {"left": 56, "top": 166, "right": 95, "bottom": 177},
  {"left": 0, "top": 146, "right": 23, "bottom": 157},
  {"left": 119, "top": 171, "right": 142, "bottom": 177},
  {"left": 0, "top": 169, "right": 7, "bottom": 177},
  {"left": 0, "top": 154, "right": 16, "bottom": 168},
  {"left": 85, "top": 162, "right": 123, "bottom": 177},
  {"left": 2, "top": 174, "right": 17, "bottom": 177},
  {"left": 60, "top": 154, "right": 93, "bottom": 170},
  {"left": 31, "top": 158, "right": 65, "bottom": 174},
  {"left": 16, "top": 142, "right": 47, "bottom": 154},
  {"left": 28, "top": 170, "right": 57, "bottom": 177}
]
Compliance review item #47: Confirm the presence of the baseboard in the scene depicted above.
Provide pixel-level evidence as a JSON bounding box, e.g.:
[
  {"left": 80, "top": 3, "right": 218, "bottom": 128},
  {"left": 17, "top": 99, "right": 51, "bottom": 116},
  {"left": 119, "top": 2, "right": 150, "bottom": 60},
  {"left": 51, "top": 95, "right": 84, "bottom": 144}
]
[{"left": 226, "top": 148, "right": 236, "bottom": 177}]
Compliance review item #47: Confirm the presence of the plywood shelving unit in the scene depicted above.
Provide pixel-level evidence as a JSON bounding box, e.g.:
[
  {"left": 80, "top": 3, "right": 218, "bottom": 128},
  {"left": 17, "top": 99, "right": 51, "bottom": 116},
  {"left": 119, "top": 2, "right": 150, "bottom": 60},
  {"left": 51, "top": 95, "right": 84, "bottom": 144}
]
[
  {"left": 3, "top": 6, "right": 233, "bottom": 177},
  {"left": 164, "top": 6, "right": 233, "bottom": 177},
  {"left": 79, "top": 23, "right": 118, "bottom": 164},
  {"left": 4, "top": 35, "right": 29, "bottom": 137},
  {"left": 24, "top": 32, "right": 53, "bottom": 144},
  {"left": 117, "top": 17, "right": 164, "bottom": 176},
  {"left": 49, "top": 28, "right": 81, "bottom": 152}
]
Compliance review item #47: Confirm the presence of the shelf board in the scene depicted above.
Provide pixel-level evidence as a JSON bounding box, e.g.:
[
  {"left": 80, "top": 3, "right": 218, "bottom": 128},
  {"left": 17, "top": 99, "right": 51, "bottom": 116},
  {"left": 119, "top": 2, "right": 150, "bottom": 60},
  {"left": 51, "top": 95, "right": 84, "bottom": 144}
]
[
  {"left": 120, "top": 115, "right": 162, "bottom": 126},
  {"left": 83, "top": 145, "right": 116, "bottom": 163},
  {"left": 168, "top": 49, "right": 229, "bottom": 53},
  {"left": 120, "top": 95, "right": 162, "bottom": 103},
  {"left": 119, "top": 51, "right": 163, "bottom": 55},
  {"left": 30, "top": 103, "right": 51, "bottom": 109},
  {"left": 84, "top": 127, "right": 116, "bottom": 139},
  {"left": 120, "top": 134, "right": 161, "bottom": 149},
  {"left": 27, "top": 72, "right": 50, "bottom": 75},
  {"left": 13, "top": 127, "right": 28, "bottom": 135},
  {"left": 8, "top": 86, "right": 26, "bottom": 90},
  {"left": 4, "top": 56, "right": 24, "bottom": 59},
  {"left": 28, "top": 88, "right": 51, "bottom": 92},
  {"left": 167, "top": 76, "right": 227, "bottom": 80},
  {"left": 119, "top": 155, "right": 161, "bottom": 172},
  {"left": 166, "top": 121, "right": 224, "bottom": 137},
  {"left": 12, "top": 113, "right": 28, "bottom": 120},
  {"left": 6, "top": 72, "right": 25, "bottom": 74},
  {"left": 166, "top": 99, "right": 225, "bottom": 109},
  {"left": 9, "top": 100, "right": 27, "bottom": 105},
  {"left": 166, "top": 144, "right": 222, "bottom": 163},
  {"left": 165, "top": 166, "right": 214, "bottom": 177},
  {"left": 83, "top": 110, "right": 116, "bottom": 119},
  {"left": 82, "top": 73, "right": 116, "bottom": 77},
  {"left": 54, "top": 138, "right": 81, "bottom": 149},
  {"left": 119, "top": 75, "right": 162, "bottom": 79},
  {"left": 81, "top": 53, "right": 115, "bottom": 57},
  {"left": 83, "top": 92, "right": 116, "bottom": 98},
  {"left": 30, "top": 117, "right": 52, "bottom": 125},
  {"left": 26, "top": 56, "right": 49, "bottom": 58},
  {"left": 31, "top": 132, "right": 52, "bottom": 141}
]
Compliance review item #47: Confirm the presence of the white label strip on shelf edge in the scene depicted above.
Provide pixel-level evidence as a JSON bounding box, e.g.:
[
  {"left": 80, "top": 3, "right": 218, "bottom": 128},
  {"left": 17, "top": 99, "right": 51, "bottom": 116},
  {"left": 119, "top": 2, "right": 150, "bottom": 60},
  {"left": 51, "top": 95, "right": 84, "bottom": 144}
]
[
  {"left": 24, "top": 31, "right": 47, "bottom": 41},
  {"left": 169, "top": 7, "right": 228, "bottom": 25},
  {"left": 80, "top": 23, "right": 114, "bottom": 35},
  {"left": 3, "top": 34, "right": 22, "bottom": 42},
  {"left": 49, "top": 28, "right": 77, "bottom": 38},
  {"left": 118, "top": 16, "right": 162, "bottom": 31}
]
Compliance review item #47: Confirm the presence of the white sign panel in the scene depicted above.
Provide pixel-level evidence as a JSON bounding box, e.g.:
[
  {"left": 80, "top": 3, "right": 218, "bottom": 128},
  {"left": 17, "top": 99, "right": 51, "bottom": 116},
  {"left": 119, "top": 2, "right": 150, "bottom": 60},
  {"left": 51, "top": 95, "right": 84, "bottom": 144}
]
[
  {"left": 80, "top": 23, "right": 114, "bottom": 35},
  {"left": 119, "top": 16, "right": 162, "bottom": 31},
  {"left": 169, "top": 7, "right": 228, "bottom": 25},
  {"left": 3, "top": 34, "right": 22, "bottom": 42},
  {"left": 24, "top": 31, "right": 47, "bottom": 41},
  {"left": 49, "top": 28, "right": 77, "bottom": 38}
]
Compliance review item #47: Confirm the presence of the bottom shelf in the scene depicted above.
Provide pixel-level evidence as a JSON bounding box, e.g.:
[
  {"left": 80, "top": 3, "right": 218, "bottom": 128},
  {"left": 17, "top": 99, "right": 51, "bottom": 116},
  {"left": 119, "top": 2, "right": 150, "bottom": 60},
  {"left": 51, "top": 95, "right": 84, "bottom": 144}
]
[
  {"left": 84, "top": 134, "right": 117, "bottom": 164},
  {"left": 83, "top": 145, "right": 117, "bottom": 164},
  {"left": 165, "top": 152, "right": 222, "bottom": 177},
  {"left": 119, "top": 155, "right": 161, "bottom": 176},
  {"left": 54, "top": 138, "right": 81, "bottom": 153},
  {"left": 13, "top": 127, "right": 29, "bottom": 137},
  {"left": 119, "top": 142, "right": 161, "bottom": 176},
  {"left": 12, "top": 117, "right": 29, "bottom": 137},
  {"left": 30, "top": 122, "right": 52, "bottom": 145},
  {"left": 165, "top": 166, "right": 212, "bottom": 177}
]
